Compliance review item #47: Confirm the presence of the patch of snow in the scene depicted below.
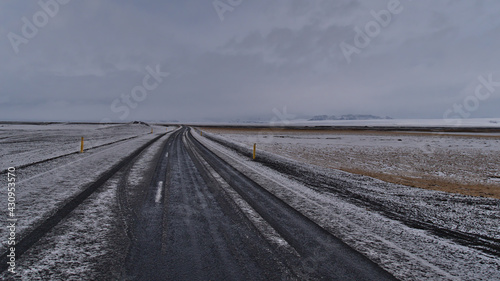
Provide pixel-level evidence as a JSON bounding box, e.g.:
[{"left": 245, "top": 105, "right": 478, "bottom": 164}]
[{"left": 155, "top": 181, "right": 163, "bottom": 203}]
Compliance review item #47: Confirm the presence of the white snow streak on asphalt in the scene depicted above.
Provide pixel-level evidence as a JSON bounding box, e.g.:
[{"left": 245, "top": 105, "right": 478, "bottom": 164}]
[
  {"left": 187, "top": 137, "right": 297, "bottom": 255},
  {"left": 155, "top": 181, "right": 164, "bottom": 203}
]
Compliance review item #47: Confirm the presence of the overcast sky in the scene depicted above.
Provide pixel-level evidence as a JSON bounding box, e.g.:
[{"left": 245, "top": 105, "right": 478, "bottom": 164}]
[{"left": 1, "top": 0, "right": 500, "bottom": 122}]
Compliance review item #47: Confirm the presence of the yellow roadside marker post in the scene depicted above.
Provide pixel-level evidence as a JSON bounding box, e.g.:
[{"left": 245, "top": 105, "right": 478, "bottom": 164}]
[
  {"left": 201, "top": 131, "right": 203, "bottom": 136},
  {"left": 151, "top": 128, "right": 153, "bottom": 134},
  {"left": 80, "top": 137, "right": 84, "bottom": 153},
  {"left": 253, "top": 143, "right": 256, "bottom": 160}
]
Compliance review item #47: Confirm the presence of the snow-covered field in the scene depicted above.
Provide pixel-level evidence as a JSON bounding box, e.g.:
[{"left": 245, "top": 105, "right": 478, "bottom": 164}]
[
  {"left": 190, "top": 117, "right": 500, "bottom": 128},
  {"left": 203, "top": 128, "right": 500, "bottom": 199},
  {"left": 0, "top": 123, "right": 173, "bottom": 254},
  {"left": 0, "top": 131, "right": 173, "bottom": 280},
  {"left": 0, "top": 122, "right": 160, "bottom": 170},
  {"left": 289, "top": 117, "right": 500, "bottom": 128},
  {"left": 194, "top": 129, "right": 500, "bottom": 280}
]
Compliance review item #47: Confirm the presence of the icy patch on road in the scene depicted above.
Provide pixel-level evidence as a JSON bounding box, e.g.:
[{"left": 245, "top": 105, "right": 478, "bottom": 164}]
[{"left": 155, "top": 181, "right": 164, "bottom": 203}]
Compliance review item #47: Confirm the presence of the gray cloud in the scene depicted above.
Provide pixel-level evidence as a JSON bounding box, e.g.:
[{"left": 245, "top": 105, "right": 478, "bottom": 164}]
[{"left": 1, "top": 0, "right": 500, "bottom": 122}]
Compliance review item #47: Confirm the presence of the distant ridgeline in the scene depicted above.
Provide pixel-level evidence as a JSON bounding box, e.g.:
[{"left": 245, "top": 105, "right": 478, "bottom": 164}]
[{"left": 308, "top": 114, "right": 393, "bottom": 121}]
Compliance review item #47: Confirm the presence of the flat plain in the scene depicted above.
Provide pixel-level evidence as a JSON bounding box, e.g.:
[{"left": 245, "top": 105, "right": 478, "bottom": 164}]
[{"left": 202, "top": 127, "right": 500, "bottom": 199}]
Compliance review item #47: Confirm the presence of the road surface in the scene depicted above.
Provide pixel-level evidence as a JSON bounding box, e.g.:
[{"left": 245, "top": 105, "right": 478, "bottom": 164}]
[{"left": 124, "top": 127, "right": 396, "bottom": 280}]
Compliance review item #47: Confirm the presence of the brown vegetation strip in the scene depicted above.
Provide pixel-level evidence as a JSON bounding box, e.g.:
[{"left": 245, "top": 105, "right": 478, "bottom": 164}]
[{"left": 341, "top": 168, "right": 500, "bottom": 200}]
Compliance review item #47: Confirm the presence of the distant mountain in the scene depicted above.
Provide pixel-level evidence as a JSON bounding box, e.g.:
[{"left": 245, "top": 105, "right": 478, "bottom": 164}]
[
  {"left": 308, "top": 114, "right": 392, "bottom": 121},
  {"left": 309, "top": 115, "right": 330, "bottom": 121}
]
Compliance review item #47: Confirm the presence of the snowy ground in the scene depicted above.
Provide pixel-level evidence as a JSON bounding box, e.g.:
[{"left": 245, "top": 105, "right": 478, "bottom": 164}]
[
  {"left": 0, "top": 123, "right": 174, "bottom": 254},
  {"left": 1, "top": 122, "right": 498, "bottom": 279},
  {"left": 289, "top": 117, "right": 500, "bottom": 128},
  {"left": 0, "top": 122, "right": 166, "bottom": 170},
  {"left": 194, "top": 130, "right": 500, "bottom": 280},
  {"left": 202, "top": 128, "right": 500, "bottom": 199},
  {"left": 0, "top": 132, "right": 173, "bottom": 280},
  {"left": 189, "top": 117, "right": 500, "bottom": 128}
]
